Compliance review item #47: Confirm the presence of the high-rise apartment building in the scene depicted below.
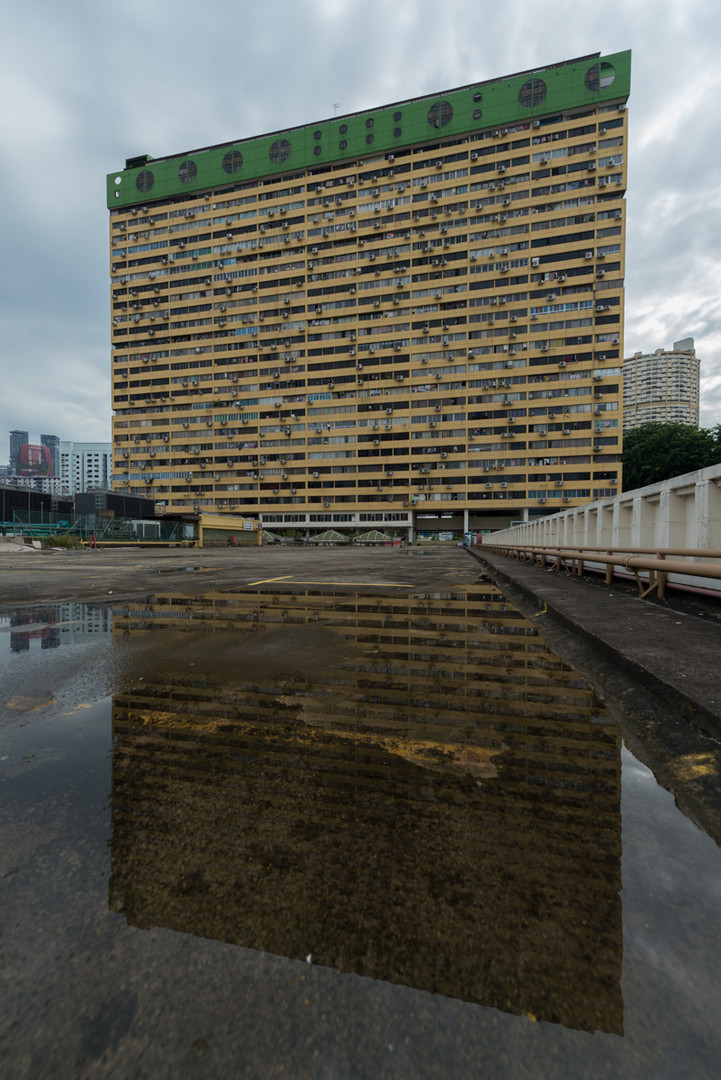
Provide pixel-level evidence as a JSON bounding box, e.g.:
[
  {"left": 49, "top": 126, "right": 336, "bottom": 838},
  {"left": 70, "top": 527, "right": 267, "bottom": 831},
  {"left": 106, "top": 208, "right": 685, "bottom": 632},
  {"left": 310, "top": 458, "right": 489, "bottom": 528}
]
[
  {"left": 41, "top": 434, "right": 60, "bottom": 475},
  {"left": 9, "top": 431, "right": 28, "bottom": 473},
  {"left": 108, "top": 51, "right": 629, "bottom": 536},
  {"left": 58, "top": 442, "right": 112, "bottom": 495},
  {"left": 623, "top": 337, "right": 700, "bottom": 431}
]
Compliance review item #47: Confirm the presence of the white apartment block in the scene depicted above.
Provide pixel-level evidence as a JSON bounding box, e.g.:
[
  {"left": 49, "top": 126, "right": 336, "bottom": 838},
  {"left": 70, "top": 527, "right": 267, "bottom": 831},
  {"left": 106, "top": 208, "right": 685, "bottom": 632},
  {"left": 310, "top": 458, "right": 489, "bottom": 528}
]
[
  {"left": 623, "top": 337, "right": 700, "bottom": 431},
  {"left": 58, "top": 442, "right": 112, "bottom": 495}
]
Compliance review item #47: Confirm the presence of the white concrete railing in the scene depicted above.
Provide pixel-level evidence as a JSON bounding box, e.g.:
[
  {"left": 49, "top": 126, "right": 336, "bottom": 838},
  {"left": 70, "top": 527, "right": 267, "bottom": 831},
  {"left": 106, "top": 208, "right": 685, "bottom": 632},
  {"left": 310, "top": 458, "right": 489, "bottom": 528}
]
[{"left": 481, "top": 463, "right": 721, "bottom": 594}]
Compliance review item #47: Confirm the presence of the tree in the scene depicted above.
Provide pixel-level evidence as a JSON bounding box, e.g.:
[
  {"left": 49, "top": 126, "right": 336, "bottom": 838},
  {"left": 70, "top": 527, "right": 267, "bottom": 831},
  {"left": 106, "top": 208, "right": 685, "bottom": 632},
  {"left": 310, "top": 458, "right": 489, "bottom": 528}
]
[{"left": 622, "top": 423, "right": 721, "bottom": 491}]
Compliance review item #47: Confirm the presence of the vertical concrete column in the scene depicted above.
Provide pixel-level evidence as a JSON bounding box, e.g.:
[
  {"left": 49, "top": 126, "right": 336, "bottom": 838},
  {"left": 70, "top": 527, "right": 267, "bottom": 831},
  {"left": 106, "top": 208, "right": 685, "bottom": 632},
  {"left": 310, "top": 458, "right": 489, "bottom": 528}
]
[
  {"left": 613, "top": 499, "right": 632, "bottom": 548},
  {"left": 583, "top": 507, "right": 594, "bottom": 548},
  {"left": 693, "top": 477, "right": 721, "bottom": 550},
  {"left": 662, "top": 489, "right": 691, "bottom": 549},
  {"left": 598, "top": 503, "right": 613, "bottom": 547},
  {"left": 633, "top": 493, "right": 660, "bottom": 547}
]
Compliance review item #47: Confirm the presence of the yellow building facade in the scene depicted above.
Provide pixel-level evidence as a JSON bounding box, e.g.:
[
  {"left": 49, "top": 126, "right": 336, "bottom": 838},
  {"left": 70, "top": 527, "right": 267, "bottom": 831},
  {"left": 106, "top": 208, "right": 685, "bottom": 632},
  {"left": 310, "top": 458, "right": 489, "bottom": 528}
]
[{"left": 108, "top": 52, "right": 630, "bottom": 538}]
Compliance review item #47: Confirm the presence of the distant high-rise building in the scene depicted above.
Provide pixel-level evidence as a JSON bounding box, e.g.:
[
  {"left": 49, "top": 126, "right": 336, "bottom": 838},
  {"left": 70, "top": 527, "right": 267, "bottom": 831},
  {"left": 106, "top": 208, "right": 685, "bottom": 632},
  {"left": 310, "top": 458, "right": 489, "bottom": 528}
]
[
  {"left": 623, "top": 337, "right": 700, "bottom": 431},
  {"left": 16, "top": 443, "right": 54, "bottom": 477},
  {"left": 108, "top": 50, "right": 630, "bottom": 533},
  {"left": 9, "top": 430, "right": 28, "bottom": 472},
  {"left": 58, "top": 442, "right": 112, "bottom": 495},
  {"left": 41, "top": 434, "right": 60, "bottom": 475}
]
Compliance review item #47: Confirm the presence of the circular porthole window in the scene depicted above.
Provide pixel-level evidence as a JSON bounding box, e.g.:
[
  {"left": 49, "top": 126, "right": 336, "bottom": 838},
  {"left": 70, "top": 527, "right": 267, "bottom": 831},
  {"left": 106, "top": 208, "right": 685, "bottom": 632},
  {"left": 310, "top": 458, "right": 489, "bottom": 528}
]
[
  {"left": 519, "top": 79, "right": 547, "bottom": 107},
  {"left": 366, "top": 117, "right": 374, "bottom": 128},
  {"left": 393, "top": 128, "right": 402, "bottom": 138},
  {"left": 313, "top": 130, "right": 322, "bottom": 141},
  {"left": 313, "top": 145, "right": 322, "bottom": 156},
  {"left": 473, "top": 92, "right": 483, "bottom": 103},
  {"left": 585, "top": 62, "right": 616, "bottom": 92},
  {"left": 365, "top": 134, "right": 374, "bottom": 145},
  {"left": 269, "top": 138, "right": 292, "bottom": 164},
  {"left": 222, "top": 150, "right": 243, "bottom": 175},
  {"left": 339, "top": 124, "right": 348, "bottom": 134},
  {"left": 178, "top": 159, "right": 197, "bottom": 184},
  {"left": 393, "top": 111, "right": 402, "bottom": 121},
  {"left": 427, "top": 100, "right": 453, "bottom": 128},
  {"left": 473, "top": 109, "right": 482, "bottom": 120},
  {"left": 339, "top": 140, "right": 348, "bottom": 150},
  {"left": 136, "top": 169, "right": 154, "bottom": 193}
]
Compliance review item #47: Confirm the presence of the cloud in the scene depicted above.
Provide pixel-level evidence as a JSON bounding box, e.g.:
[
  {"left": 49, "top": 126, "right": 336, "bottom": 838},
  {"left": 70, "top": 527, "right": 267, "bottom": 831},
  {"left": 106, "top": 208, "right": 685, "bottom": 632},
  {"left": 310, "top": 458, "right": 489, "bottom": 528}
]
[{"left": 2, "top": 0, "right": 721, "bottom": 452}]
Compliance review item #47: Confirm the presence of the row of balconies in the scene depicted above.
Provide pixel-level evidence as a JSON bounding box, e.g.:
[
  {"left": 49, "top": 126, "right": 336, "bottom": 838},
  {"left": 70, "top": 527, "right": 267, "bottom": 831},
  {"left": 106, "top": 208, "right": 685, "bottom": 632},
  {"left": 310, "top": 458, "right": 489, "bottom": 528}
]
[{"left": 115, "top": 155, "right": 624, "bottom": 231}]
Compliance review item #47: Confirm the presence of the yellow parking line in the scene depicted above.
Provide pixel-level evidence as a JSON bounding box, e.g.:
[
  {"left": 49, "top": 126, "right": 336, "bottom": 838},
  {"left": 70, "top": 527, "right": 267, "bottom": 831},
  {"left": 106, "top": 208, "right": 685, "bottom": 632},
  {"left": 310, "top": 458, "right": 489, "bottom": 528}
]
[
  {"left": 244, "top": 575, "right": 296, "bottom": 586},
  {"left": 279, "top": 580, "right": 410, "bottom": 587}
]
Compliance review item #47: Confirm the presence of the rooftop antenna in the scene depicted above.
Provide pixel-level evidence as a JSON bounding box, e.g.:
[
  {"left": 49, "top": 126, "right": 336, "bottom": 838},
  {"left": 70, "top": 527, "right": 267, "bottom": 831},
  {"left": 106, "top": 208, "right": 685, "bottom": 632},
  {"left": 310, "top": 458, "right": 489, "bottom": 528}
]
[{"left": 333, "top": 102, "right": 340, "bottom": 116}]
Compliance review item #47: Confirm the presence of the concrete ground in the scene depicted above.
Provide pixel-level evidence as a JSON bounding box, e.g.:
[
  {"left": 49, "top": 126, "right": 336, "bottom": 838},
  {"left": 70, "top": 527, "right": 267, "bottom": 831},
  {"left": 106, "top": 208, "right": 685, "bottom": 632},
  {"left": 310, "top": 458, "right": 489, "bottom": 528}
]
[
  {"left": 4, "top": 543, "right": 721, "bottom": 1078},
  {"left": 0, "top": 543, "right": 474, "bottom": 610}
]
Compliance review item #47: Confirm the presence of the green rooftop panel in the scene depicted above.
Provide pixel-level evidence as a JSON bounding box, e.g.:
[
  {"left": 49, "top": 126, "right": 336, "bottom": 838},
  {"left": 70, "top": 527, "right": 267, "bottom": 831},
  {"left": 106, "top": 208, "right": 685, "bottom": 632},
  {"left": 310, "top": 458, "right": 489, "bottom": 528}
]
[{"left": 107, "top": 51, "right": 630, "bottom": 209}]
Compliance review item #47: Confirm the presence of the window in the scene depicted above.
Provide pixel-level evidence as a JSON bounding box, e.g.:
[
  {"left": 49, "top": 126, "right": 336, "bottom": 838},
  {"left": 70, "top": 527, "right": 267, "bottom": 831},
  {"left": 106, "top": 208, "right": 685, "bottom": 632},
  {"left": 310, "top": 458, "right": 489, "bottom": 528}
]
[
  {"left": 269, "top": 139, "right": 291, "bottom": 164},
  {"left": 222, "top": 150, "right": 243, "bottom": 175},
  {"left": 136, "top": 170, "right": 154, "bottom": 193},
  {"left": 585, "top": 62, "right": 616, "bottom": 92},
  {"left": 427, "top": 101, "right": 453, "bottom": 129},
  {"left": 178, "top": 160, "right": 197, "bottom": 184},
  {"left": 519, "top": 79, "right": 547, "bottom": 108}
]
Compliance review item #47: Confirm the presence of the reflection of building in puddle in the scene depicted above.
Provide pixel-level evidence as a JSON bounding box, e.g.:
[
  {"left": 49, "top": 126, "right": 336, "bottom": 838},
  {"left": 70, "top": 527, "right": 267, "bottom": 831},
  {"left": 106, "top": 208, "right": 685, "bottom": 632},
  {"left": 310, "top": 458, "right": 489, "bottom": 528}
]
[
  {"left": 110, "top": 586, "right": 622, "bottom": 1033},
  {"left": 7, "top": 604, "right": 111, "bottom": 652}
]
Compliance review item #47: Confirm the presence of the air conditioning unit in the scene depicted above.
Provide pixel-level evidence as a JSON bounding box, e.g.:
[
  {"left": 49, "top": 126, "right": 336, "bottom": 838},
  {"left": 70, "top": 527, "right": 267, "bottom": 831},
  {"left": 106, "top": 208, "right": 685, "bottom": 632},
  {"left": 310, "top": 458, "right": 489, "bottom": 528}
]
[{"left": 585, "top": 251, "right": 593, "bottom": 259}]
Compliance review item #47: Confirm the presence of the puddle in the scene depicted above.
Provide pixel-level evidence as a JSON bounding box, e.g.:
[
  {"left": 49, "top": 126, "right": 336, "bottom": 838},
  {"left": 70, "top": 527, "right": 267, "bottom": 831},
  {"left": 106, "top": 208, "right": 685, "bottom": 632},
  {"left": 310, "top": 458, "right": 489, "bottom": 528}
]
[
  {"left": 2, "top": 587, "right": 721, "bottom": 1077},
  {"left": 156, "top": 565, "right": 203, "bottom": 574}
]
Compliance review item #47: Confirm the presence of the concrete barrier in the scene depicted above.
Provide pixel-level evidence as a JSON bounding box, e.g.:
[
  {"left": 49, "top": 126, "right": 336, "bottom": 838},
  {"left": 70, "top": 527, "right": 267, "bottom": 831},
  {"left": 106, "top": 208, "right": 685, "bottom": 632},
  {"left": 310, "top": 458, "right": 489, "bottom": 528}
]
[{"left": 482, "top": 463, "right": 721, "bottom": 594}]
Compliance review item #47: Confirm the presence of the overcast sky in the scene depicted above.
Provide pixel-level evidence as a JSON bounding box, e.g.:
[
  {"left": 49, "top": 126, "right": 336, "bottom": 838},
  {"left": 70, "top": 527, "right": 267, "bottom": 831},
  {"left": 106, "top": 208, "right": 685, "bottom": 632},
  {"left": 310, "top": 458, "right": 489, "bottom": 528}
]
[{"left": 2, "top": 0, "right": 720, "bottom": 450}]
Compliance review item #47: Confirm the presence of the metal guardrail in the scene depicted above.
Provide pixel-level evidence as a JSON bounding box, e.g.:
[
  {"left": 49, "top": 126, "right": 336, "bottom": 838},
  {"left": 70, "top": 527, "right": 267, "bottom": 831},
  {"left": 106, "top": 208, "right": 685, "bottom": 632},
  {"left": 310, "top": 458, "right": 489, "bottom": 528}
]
[{"left": 482, "top": 542, "right": 721, "bottom": 600}]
